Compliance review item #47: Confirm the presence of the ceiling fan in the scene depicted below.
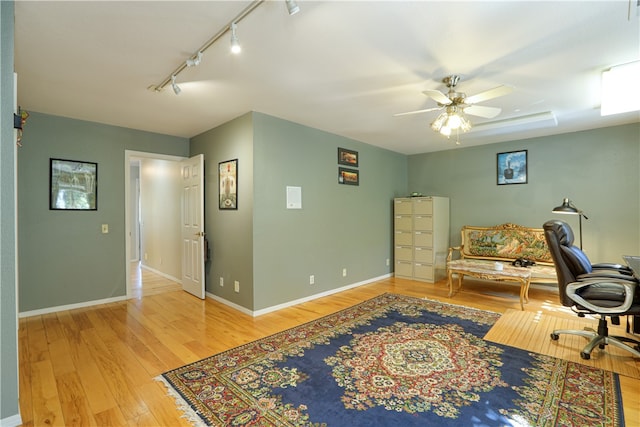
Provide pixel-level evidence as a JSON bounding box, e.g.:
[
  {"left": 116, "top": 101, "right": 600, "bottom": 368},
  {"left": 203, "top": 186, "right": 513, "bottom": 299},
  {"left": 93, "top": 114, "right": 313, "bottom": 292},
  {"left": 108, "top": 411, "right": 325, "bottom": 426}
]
[{"left": 395, "top": 75, "right": 513, "bottom": 138}]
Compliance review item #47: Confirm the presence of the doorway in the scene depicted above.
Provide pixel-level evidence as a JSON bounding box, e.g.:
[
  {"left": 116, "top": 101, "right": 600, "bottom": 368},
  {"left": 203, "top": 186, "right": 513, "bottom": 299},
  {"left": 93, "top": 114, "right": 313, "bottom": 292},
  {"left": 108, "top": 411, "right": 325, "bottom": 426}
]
[{"left": 124, "top": 150, "right": 186, "bottom": 298}]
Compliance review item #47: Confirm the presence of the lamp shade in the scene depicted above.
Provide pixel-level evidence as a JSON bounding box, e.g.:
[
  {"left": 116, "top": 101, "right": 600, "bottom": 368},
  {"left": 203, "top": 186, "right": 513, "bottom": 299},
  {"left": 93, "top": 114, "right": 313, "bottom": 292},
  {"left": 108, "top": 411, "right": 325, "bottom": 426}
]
[{"left": 552, "top": 198, "right": 579, "bottom": 215}]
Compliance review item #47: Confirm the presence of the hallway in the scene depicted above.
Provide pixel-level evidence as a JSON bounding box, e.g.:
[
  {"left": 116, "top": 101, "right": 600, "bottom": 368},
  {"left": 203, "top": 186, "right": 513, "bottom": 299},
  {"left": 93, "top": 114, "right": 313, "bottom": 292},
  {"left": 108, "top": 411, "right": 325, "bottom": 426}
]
[{"left": 130, "top": 262, "right": 181, "bottom": 299}]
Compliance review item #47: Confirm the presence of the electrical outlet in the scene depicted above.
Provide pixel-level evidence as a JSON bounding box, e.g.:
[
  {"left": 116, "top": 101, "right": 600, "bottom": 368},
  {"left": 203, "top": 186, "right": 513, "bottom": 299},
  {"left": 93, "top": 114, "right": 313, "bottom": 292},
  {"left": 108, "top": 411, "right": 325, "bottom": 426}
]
[
  {"left": 386, "top": 258, "right": 390, "bottom": 266},
  {"left": 101, "top": 224, "right": 109, "bottom": 234},
  {"left": 144, "top": 253, "right": 148, "bottom": 261},
  {"left": 310, "top": 275, "right": 315, "bottom": 285},
  {"left": 342, "top": 268, "right": 347, "bottom": 277},
  {"left": 234, "top": 281, "right": 240, "bottom": 293},
  {"left": 219, "top": 277, "right": 224, "bottom": 287}
]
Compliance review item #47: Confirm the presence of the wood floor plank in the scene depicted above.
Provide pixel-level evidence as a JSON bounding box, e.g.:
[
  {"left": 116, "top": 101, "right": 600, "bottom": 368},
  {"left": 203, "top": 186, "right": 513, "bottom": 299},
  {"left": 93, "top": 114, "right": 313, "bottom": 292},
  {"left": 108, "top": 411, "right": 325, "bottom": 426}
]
[
  {"left": 93, "top": 406, "right": 128, "bottom": 427},
  {"left": 80, "top": 328, "right": 150, "bottom": 421},
  {"left": 18, "top": 319, "right": 34, "bottom": 426},
  {"left": 48, "top": 337, "right": 77, "bottom": 377},
  {"left": 134, "top": 381, "right": 194, "bottom": 427},
  {"left": 25, "top": 316, "right": 49, "bottom": 363},
  {"left": 18, "top": 269, "right": 639, "bottom": 426},
  {"left": 55, "top": 371, "right": 97, "bottom": 426},
  {"left": 42, "top": 312, "right": 65, "bottom": 344},
  {"left": 30, "top": 359, "right": 65, "bottom": 426},
  {"left": 102, "top": 306, "right": 171, "bottom": 377}
]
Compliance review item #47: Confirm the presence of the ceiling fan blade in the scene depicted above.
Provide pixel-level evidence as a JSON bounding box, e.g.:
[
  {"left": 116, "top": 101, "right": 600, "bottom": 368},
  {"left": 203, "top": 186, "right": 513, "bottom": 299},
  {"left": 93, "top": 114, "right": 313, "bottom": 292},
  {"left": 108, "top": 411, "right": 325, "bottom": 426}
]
[
  {"left": 393, "top": 107, "right": 442, "bottom": 117},
  {"left": 422, "top": 89, "right": 452, "bottom": 105},
  {"left": 464, "top": 105, "right": 502, "bottom": 119},
  {"left": 465, "top": 85, "right": 513, "bottom": 104}
]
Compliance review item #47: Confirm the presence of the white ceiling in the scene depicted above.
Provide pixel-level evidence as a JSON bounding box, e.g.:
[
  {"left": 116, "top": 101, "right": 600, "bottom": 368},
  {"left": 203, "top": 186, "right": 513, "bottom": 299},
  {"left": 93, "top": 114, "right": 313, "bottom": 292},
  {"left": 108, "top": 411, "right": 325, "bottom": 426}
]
[{"left": 14, "top": 1, "right": 640, "bottom": 155}]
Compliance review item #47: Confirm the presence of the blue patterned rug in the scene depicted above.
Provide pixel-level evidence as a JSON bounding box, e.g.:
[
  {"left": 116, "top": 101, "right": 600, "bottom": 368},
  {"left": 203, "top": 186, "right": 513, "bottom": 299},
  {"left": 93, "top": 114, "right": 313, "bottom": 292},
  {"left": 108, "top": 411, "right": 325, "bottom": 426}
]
[{"left": 157, "top": 293, "right": 624, "bottom": 426}]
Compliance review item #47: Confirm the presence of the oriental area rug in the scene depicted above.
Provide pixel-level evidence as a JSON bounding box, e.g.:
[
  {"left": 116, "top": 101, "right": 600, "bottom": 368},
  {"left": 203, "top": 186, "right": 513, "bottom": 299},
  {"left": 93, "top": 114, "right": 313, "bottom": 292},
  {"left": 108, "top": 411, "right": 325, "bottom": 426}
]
[{"left": 157, "top": 293, "right": 624, "bottom": 426}]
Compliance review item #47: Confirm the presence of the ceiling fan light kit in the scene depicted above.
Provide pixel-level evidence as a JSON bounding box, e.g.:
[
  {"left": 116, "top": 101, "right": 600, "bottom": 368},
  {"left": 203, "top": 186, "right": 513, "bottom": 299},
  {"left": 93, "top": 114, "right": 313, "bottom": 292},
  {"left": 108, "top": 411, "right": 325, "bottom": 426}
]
[
  {"left": 430, "top": 105, "right": 472, "bottom": 137},
  {"left": 396, "top": 75, "right": 514, "bottom": 143}
]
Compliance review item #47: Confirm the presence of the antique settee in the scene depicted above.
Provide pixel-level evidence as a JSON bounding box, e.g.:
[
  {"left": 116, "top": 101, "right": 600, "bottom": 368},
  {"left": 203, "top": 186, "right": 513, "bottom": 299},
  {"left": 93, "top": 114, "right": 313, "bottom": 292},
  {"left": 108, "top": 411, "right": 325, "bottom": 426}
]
[{"left": 447, "top": 223, "right": 558, "bottom": 309}]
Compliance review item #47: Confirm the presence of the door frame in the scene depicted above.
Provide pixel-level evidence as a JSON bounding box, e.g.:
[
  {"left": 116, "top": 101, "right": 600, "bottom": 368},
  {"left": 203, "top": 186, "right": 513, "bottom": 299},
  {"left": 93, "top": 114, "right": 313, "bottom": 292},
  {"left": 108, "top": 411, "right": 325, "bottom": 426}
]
[{"left": 124, "top": 150, "right": 187, "bottom": 299}]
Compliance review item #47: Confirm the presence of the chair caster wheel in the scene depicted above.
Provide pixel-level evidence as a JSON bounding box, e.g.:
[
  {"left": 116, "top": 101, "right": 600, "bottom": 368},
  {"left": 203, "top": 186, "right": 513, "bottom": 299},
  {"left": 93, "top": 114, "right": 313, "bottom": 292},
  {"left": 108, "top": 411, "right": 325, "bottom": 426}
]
[
  {"left": 550, "top": 333, "right": 559, "bottom": 340},
  {"left": 599, "top": 344, "right": 605, "bottom": 349},
  {"left": 580, "top": 352, "right": 591, "bottom": 360}
]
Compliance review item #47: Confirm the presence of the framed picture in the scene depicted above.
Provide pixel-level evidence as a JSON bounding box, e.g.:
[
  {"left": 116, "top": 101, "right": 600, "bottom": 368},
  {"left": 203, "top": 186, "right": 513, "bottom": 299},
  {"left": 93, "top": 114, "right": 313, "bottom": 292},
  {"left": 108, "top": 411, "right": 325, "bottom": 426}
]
[
  {"left": 49, "top": 158, "right": 97, "bottom": 210},
  {"left": 338, "top": 147, "right": 358, "bottom": 167},
  {"left": 338, "top": 167, "right": 359, "bottom": 186},
  {"left": 219, "top": 159, "right": 238, "bottom": 209},
  {"left": 497, "top": 150, "right": 528, "bottom": 185}
]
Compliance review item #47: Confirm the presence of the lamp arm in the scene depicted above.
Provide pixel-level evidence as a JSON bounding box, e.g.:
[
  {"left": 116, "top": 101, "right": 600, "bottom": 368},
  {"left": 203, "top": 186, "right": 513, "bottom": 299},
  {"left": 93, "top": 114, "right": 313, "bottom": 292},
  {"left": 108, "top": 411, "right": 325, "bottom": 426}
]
[{"left": 567, "top": 200, "right": 588, "bottom": 220}]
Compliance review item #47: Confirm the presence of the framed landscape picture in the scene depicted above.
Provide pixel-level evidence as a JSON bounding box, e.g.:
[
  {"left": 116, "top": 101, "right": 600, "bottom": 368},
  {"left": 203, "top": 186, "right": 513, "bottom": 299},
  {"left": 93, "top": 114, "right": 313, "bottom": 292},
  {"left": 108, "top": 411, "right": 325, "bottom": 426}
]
[
  {"left": 497, "top": 150, "right": 527, "bottom": 185},
  {"left": 219, "top": 159, "right": 238, "bottom": 209},
  {"left": 49, "top": 158, "right": 97, "bottom": 210},
  {"left": 338, "top": 167, "right": 359, "bottom": 186},
  {"left": 338, "top": 147, "right": 359, "bottom": 167}
]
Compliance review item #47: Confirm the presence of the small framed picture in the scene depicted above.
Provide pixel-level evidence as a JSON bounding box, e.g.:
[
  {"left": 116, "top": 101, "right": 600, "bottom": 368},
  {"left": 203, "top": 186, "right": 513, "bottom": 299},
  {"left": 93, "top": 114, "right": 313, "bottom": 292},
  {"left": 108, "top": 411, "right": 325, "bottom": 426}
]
[
  {"left": 219, "top": 159, "right": 238, "bottom": 210},
  {"left": 338, "top": 167, "right": 359, "bottom": 186},
  {"left": 497, "top": 150, "right": 527, "bottom": 185},
  {"left": 50, "top": 158, "right": 98, "bottom": 210},
  {"left": 338, "top": 147, "right": 358, "bottom": 167}
]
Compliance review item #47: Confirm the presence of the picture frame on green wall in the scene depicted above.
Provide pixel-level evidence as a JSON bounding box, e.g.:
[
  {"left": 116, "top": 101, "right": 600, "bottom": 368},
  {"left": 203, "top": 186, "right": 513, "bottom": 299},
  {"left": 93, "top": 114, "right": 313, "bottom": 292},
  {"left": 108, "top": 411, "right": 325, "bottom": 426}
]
[
  {"left": 338, "top": 147, "right": 359, "bottom": 167},
  {"left": 497, "top": 150, "right": 527, "bottom": 185},
  {"left": 338, "top": 167, "right": 359, "bottom": 186},
  {"left": 219, "top": 159, "right": 238, "bottom": 209},
  {"left": 49, "top": 158, "right": 98, "bottom": 210}
]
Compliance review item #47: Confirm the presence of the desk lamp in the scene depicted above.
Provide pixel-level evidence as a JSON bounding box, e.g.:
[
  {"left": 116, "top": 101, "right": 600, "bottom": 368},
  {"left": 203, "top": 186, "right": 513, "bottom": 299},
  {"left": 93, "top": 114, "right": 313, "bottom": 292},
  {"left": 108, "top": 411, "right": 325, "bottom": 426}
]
[{"left": 552, "top": 198, "right": 588, "bottom": 249}]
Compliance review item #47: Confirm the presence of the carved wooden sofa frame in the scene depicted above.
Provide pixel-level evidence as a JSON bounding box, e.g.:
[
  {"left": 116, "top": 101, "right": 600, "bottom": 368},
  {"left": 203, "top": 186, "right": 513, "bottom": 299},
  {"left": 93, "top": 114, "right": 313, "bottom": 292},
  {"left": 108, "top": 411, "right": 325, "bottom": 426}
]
[{"left": 447, "top": 223, "right": 557, "bottom": 309}]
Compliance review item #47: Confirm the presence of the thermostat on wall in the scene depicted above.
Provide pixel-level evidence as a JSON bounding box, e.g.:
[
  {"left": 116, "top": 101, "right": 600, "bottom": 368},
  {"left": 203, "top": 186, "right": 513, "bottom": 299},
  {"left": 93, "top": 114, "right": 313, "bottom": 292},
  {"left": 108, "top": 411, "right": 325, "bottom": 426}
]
[{"left": 286, "top": 186, "right": 302, "bottom": 209}]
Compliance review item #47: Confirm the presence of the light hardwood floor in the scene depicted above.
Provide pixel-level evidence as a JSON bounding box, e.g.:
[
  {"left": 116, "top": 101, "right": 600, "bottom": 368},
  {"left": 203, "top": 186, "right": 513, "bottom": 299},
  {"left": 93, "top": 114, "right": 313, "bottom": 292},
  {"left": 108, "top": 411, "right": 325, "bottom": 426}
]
[
  {"left": 18, "top": 273, "right": 640, "bottom": 426},
  {"left": 129, "top": 262, "right": 181, "bottom": 299}
]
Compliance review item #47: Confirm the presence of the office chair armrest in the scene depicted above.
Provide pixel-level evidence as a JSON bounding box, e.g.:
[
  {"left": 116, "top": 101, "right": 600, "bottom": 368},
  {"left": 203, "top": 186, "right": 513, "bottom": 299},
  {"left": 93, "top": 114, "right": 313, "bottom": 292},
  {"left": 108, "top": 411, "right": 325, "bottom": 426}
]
[
  {"left": 592, "top": 263, "right": 633, "bottom": 275},
  {"left": 566, "top": 280, "right": 637, "bottom": 314},
  {"left": 577, "top": 272, "right": 637, "bottom": 283}
]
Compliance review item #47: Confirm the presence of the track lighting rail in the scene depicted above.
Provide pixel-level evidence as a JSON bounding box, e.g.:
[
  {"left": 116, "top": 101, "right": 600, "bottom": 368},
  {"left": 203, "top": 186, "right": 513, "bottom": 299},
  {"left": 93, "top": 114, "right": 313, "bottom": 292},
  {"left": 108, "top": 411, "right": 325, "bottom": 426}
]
[{"left": 150, "top": 0, "right": 265, "bottom": 93}]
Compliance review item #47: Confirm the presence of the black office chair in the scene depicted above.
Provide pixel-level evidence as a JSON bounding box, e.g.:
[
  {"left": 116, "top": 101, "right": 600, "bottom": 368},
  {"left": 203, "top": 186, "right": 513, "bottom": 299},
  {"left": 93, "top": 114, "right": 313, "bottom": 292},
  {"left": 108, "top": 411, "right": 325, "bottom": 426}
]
[{"left": 543, "top": 219, "right": 640, "bottom": 359}]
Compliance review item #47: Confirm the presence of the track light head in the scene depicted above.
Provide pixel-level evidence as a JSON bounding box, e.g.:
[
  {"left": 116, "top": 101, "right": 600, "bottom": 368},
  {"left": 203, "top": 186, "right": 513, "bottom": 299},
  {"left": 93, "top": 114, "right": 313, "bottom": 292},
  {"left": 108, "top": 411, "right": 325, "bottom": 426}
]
[
  {"left": 230, "top": 23, "right": 241, "bottom": 54},
  {"left": 171, "top": 75, "right": 181, "bottom": 95},
  {"left": 286, "top": 0, "right": 300, "bottom": 15},
  {"left": 186, "top": 51, "right": 202, "bottom": 67}
]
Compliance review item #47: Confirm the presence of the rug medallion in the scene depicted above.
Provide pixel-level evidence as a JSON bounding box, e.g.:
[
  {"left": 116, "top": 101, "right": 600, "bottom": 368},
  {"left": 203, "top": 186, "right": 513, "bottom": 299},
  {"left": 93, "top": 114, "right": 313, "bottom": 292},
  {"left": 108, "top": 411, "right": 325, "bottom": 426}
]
[{"left": 158, "top": 293, "right": 624, "bottom": 426}]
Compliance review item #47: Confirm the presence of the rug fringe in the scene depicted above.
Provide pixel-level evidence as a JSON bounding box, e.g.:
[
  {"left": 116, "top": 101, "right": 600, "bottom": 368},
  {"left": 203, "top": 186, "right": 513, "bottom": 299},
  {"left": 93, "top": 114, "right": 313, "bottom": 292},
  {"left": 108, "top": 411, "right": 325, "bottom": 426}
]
[{"left": 154, "top": 375, "right": 209, "bottom": 427}]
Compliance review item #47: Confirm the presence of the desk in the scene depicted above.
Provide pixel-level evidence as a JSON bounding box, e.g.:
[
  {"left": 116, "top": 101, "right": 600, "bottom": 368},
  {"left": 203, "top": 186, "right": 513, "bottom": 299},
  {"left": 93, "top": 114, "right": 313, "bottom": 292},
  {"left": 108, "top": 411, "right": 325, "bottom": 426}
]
[{"left": 447, "top": 259, "right": 533, "bottom": 310}]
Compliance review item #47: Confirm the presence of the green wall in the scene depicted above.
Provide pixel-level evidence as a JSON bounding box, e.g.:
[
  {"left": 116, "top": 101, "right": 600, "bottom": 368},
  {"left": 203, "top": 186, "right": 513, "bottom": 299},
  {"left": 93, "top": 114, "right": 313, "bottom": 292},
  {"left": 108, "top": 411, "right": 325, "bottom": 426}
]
[
  {"left": 190, "top": 112, "right": 407, "bottom": 311},
  {"left": 1, "top": 0, "right": 19, "bottom": 422},
  {"left": 252, "top": 113, "right": 407, "bottom": 310},
  {"left": 190, "top": 113, "right": 255, "bottom": 309},
  {"left": 408, "top": 123, "right": 640, "bottom": 263},
  {"left": 17, "top": 112, "right": 189, "bottom": 312}
]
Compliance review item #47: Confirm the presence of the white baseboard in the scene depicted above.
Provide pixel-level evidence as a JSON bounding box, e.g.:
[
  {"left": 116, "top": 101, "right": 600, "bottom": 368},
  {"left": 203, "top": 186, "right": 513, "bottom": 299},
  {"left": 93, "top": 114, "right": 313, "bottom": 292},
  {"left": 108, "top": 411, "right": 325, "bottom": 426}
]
[
  {"left": 206, "top": 293, "right": 254, "bottom": 316},
  {"left": 18, "top": 295, "right": 128, "bottom": 318},
  {"left": 0, "top": 412, "right": 22, "bottom": 427},
  {"left": 207, "top": 273, "right": 392, "bottom": 317},
  {"left": 141, "top": 264, "right": 181, "bottom": 284}
]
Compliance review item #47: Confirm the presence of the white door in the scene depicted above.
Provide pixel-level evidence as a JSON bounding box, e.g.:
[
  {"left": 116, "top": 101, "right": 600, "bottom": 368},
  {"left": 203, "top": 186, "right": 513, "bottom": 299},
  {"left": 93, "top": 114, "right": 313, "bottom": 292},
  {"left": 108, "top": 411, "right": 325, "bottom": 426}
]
[{"left": 181, "top": 154, "right": 205, "bottom": 299}]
